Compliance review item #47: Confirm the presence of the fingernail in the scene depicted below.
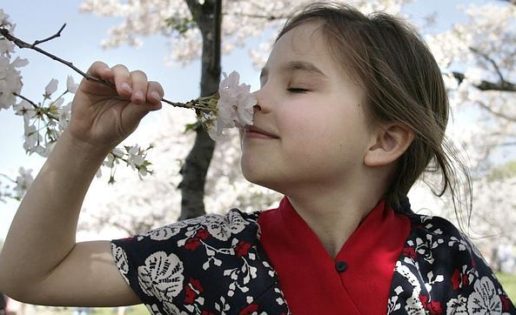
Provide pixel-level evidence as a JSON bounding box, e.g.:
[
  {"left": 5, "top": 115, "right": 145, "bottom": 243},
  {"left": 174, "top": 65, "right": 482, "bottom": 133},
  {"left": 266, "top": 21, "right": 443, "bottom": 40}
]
[
  {"left": 134, "top": 91, "right": 144, "bottom": 101},
  {"left": 121, "top": 82, "right": 132, "bottom": 92},
  {"left": 151, "top": 91, "right": 161, "bottom": 101}
]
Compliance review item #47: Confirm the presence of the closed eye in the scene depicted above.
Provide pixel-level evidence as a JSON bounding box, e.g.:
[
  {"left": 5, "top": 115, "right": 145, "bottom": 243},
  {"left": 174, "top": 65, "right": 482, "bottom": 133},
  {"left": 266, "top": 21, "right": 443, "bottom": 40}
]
[{"left": 287, "top": 87, "right": 309, "bottom": 93}]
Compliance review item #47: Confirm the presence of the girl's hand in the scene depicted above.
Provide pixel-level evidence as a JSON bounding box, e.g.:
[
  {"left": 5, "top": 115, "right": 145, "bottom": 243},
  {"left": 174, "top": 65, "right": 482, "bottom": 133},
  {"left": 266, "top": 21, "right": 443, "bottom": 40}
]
[{"left": 67, "top": 61, "right": 163, "bottom": 153}]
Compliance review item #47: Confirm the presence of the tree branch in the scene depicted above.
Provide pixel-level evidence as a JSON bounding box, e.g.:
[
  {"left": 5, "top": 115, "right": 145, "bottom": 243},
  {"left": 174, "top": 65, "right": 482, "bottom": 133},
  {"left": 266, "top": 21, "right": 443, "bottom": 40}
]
[
  {"left": 1, "top": 25, "right": 211, "bottom": 111},
  {"left": 451, "top": 71, "right": 516, "bottom": 92},
  {"left": 12, "top": 92, "right": 39, "bottom": 109},
  {"left": 469, "top": 47, "right": 505, "bottom": 84},
  {"left": 475, "top": 100, "right": 516, "bottom": 122},
  {"left": 225, "top": 12, "right": 288, "bottom": 21}
]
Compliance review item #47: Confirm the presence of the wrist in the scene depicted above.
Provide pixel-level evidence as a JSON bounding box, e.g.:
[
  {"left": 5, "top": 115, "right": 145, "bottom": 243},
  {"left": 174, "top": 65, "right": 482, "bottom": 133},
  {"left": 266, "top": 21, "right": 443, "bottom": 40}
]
[{"left": 54, "top": 130, "right": 111, "bottom": 167}]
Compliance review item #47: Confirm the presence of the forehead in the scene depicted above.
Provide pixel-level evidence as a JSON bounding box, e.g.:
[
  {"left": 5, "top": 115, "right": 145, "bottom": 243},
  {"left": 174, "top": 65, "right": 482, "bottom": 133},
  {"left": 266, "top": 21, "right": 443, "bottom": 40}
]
[{"left": 265, "top": 22, "right": 344, "bottom": 79}]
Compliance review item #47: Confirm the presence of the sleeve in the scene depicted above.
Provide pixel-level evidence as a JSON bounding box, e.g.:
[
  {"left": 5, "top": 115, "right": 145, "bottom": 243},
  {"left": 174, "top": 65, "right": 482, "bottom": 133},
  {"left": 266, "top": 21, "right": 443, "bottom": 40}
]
[
  {"left": 109, "top": 209, "right": 286, "bottom": 315},
  {"left": 387, "top": 214, "right": 516, "bottom": 315}
]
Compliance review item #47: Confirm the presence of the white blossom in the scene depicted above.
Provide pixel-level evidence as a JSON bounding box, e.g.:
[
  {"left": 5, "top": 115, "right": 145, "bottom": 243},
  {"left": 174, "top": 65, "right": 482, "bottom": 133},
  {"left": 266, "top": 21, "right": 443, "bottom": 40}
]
[
  {"left": 13, "top": 100, "right": 36, "bottom": 125},
  {"left": 0, "top": 38, "right": 15, "bottom": 55},
  {"left": 57, "top": 101, "right": 72, "bottom": 131},
  {"left": 66, "top": 75, "right": 78, "bottom": 93},
  {"left": 0, "top": 55, "right": 26, "bottom": 110},
  {"left": 13, "top": 167, "right": 33, "bottom": 199},
  {"left": 22, "top": 125, "right": 44, "bottom": 154},
  {"left": 127, "top": 145, "right": 145, "bottom": 169},
  {"left": 209, "top": 71, "right": 256, "bottom": 140},
  {"left": 44, "top": 78, "right": 58, "bottom": 99},
  {"left": 0, "top": 9, "right": 12, "bottom": 28}
]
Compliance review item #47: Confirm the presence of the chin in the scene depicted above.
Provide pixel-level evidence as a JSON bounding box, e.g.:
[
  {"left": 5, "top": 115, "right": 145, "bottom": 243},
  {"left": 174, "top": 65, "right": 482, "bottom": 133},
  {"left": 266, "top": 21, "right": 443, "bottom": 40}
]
[{"left": 242, "top": 169, "right": 286, "bottom": 195}]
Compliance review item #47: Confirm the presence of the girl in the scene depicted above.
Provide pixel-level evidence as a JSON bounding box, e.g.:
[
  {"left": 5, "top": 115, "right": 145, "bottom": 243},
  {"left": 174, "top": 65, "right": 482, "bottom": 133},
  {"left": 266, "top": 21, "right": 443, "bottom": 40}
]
[{"left": 0, "top": 2, "right": 514, "bottom": 314}]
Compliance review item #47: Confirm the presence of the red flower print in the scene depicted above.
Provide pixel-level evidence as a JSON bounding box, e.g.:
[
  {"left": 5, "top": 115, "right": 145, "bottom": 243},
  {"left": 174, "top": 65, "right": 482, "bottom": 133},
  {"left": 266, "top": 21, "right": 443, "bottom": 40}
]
[
  {"left": 451, "top": 269, "right": 460, "bottom": 290},
  {"left": 184, "top": 285, "right": 197, "bottom": 304},
  {"left": 427, "top": 300, "right": 443, "bottom": 315},
  {"left": 501, "top": 294, "right": 512, "bottom": 312},
  {"left": 201, "top": 311, "right": 215, "bottom": 315},
  {"left": 235, "top": 240, "right": 252, "bottom": 257},
  {"left": 185, "top": 238, "right": 202, "bottom": 251},
  {"left": 461, "top": 274, "right": 469, "bottom": 287},
  {"left": 402, "top": 246, "right": 417, "bottom": 259},
  {"left": 190, "top": 278, "right": 204, "bottom": 293},
  {"left": 239, "top": 303, "right": 259, "bottom": 315},
  {"left": 451, "top": 269, "right": 470, "bottom": 290},
  {"left": 196, "top": 228, "right": 210, "bottom": 240},
  {"left": 419, "top": 295, "right": 442, "bottom": 315},
  {"left": 184, "top": 278, "right": 204, "bottom": 304}
]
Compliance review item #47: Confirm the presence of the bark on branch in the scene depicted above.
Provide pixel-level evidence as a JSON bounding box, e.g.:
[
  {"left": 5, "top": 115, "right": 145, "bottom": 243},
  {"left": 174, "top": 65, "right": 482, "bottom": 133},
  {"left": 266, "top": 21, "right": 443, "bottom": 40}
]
[{"left": 452, "top": 72, "right": 516, "bottom": 92}]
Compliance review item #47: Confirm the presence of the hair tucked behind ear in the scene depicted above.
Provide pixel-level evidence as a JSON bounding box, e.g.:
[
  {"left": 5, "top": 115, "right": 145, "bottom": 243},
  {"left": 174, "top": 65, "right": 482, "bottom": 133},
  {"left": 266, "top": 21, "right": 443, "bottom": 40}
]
[{"left": 277, "top": 2, "right": 472, "bottom": 221}]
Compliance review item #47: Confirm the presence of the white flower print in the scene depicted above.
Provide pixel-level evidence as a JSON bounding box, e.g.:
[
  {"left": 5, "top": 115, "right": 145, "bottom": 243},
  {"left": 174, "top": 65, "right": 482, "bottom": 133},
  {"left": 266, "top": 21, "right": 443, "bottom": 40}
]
[
  {"left": 111, "top": 244, "right": 129, "bottom": 281},
  {"left": 163, "top": 301, "right": 189, "bottom": 315},
  {"left": 138, "top": 251, "right": 184, "bottom": 301},
  {"left": 395, "top": 262, "right": 425, "bottom": 314},
  {"left": 448, "top": 236, "right": 469, "bottom": 251},
  {"left": 143, "top": 225, "right": 183, "bottom": 241},
  {"left": 467, "top": 276, "right": 502, "bottom": 314},
  {"left": 446, "top": 295, "right": 468, "bottom": 315},
  {"left": 204, "top": 211, "right": 247, "bottom": 241}
]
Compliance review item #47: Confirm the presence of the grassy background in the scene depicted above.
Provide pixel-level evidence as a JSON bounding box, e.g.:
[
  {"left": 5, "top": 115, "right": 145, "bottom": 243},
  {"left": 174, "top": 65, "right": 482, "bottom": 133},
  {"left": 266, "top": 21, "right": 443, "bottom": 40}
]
[{"left": 498, "top": 273, "right": 516, "bottom": 301}]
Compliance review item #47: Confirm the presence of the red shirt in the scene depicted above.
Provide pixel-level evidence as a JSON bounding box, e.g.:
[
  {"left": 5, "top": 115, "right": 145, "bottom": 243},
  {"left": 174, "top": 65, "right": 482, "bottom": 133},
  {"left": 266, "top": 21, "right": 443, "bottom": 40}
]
[{"left": 259, "top": 197, "right": 411, "bottom": 314}]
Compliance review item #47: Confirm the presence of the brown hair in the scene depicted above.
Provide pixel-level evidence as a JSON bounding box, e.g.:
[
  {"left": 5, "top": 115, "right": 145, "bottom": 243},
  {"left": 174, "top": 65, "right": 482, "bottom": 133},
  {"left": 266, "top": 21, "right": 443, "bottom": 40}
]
[{"left": 277, "top": 2, "right": 471, "bottom": 215}]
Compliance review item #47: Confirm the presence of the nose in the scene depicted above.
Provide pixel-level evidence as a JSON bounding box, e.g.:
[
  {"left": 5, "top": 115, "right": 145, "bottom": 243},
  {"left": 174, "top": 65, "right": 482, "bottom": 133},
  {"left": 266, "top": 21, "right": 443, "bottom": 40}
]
[{"left": 252, "top": 88, "right": 271, "bottom": 113}]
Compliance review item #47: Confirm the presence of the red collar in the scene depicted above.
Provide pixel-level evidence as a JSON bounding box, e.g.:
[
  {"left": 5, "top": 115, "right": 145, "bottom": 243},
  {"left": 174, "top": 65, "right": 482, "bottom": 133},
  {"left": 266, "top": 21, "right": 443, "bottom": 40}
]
[{"left": 258, "top": 197, "right": 411, "bottom": 315}]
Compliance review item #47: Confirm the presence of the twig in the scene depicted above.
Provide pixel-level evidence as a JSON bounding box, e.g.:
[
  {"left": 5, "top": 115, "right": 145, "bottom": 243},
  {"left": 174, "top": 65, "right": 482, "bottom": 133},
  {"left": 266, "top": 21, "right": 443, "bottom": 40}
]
[
  {"left": 469, "top": 47, "right": 506, "bottom": 84},
  {"left": 0, "top": 173, "right": 16, "bottom": 183},
  {"left": 475, "top": 100, "right": 516, "bottom": 122},
  {"left": 224, "top": 12, "right": 288, "bottom": 21},
  {"left": 12, "top": 92, "right": 39, "bottom": 109},
  {"left": 0, "top": 25, "right": 213, "bottom": 112},
  {"left": 33, "top": 23, "right": 66, "bottom": 46}
]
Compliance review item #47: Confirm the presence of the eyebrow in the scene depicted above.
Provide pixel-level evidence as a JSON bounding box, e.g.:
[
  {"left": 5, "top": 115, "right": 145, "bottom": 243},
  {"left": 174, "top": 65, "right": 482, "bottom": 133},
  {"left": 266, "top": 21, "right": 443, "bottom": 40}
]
[{"left": 260, "top": 60, "right": 327, "bottom": 81}]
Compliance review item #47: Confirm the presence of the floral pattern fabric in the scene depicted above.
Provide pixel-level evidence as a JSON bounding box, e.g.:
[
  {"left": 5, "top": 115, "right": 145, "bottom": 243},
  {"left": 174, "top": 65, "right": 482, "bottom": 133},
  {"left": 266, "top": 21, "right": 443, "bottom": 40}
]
[
  {"left": 112, "top": 209, "right": 289, "bottom": 315},
  {"left": 112, "top": 208, "right": 515, "bottom": 315},
  {"left": 387, "top": 214, "right": 515, "bottom": 315}
]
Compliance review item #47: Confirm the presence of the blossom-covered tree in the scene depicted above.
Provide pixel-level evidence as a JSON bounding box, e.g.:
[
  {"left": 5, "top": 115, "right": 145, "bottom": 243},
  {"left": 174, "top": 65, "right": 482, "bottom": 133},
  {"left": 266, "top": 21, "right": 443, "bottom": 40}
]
[{"left": 1, "top": 0, "right": 514, "bottom": 254}]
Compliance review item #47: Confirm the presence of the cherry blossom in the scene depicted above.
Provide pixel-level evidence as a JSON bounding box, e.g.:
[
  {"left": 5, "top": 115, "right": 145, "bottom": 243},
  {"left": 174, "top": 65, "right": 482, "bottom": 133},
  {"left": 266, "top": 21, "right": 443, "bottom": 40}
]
[
  {"left": 13, "top": 167, "right": 33, "bottom": 200},
  {"left": 66, "top": 75, "right": 78, "bottom": 93},
  {"left": 0, "top": 55, "right": 26, "bottom": 110},
  {"left": 207, "top": 71, "right": 256, "bottom": 140},
  {"left": 43, "top": 78, "right": 58, "bottom": 99}
]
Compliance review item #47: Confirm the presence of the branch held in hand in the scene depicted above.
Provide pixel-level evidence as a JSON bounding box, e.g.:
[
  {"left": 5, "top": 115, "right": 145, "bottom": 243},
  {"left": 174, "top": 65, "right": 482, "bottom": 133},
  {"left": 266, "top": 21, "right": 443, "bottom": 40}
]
[{"left": 0, "top": 24, "right": 212, "bottom": 112}]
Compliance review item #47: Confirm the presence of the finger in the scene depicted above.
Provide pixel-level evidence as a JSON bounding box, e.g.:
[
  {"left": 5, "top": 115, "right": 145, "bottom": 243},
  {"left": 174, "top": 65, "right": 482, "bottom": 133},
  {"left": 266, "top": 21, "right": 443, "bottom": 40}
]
[
  {"left": 80, "top": 61, "right": 113, "bottom": 92},
  {"left": 111, "top": 64, "right": 133, "bottom": 99},
  {"left": 145, "top": 81, "right": 164, "bottom": 109},
  {"left": 129, "top": 70, "right": 148, "bottom": 105},
  {"left": 85, "top": 61, "right": 110, "bottom": 77}
]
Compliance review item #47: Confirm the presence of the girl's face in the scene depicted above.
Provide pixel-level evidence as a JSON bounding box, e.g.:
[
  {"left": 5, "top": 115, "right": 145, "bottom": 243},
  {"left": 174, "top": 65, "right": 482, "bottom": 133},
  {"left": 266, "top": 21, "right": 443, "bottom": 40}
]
[{"left": 241, "top": 21, "right": 376, "bottom": 194}]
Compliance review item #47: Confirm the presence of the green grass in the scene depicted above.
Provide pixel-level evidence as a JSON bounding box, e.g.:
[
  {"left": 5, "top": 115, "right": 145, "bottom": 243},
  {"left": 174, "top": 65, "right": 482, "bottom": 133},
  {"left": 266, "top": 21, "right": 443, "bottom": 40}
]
[{"left": 498, "top": 272, "right": 516, "bottom": 301}]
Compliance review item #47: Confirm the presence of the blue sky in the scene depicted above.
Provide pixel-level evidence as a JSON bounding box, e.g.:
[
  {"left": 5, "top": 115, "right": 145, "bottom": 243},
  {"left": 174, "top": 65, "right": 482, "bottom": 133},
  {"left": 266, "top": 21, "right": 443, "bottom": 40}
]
[{"left": 0, "top": 0, "right": 485, "bottom": 240}]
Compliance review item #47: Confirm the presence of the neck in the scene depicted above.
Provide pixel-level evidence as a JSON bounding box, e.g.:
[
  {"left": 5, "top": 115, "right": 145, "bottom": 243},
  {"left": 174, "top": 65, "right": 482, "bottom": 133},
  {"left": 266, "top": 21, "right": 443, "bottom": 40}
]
[{"left": 285, "top": 179, "right": 385, "bottom": 258}]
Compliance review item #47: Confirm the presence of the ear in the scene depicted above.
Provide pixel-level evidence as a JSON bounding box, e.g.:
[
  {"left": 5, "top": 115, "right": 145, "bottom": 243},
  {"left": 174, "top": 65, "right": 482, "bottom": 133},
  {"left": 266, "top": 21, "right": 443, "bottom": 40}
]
[{"left": 364, "top": 123, "right": 415, "bottom": 167}]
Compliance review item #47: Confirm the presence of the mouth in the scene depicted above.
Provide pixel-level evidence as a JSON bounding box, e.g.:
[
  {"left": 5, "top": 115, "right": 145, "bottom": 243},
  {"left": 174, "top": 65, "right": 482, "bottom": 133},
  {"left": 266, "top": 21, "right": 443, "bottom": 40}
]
[{"left": 244, "top": 126, "right": 279, "bottom": 139}]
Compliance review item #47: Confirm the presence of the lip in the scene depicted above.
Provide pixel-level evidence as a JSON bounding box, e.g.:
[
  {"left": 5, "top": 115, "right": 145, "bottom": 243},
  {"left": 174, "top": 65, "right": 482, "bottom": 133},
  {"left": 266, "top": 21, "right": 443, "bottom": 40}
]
[{"left": 244, "top": 126, "right": 279, "bottom": 139}]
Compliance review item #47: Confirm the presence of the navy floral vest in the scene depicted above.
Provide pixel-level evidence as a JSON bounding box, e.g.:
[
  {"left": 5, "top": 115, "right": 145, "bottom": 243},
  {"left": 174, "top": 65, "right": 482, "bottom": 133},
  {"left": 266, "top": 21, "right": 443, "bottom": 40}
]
[{"left": 111, "top": 209, "right": 515, "bottom": 314}]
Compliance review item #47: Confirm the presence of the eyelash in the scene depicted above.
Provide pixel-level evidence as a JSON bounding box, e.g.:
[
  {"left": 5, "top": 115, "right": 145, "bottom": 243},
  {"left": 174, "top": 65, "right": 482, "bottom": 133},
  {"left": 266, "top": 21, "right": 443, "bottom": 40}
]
[{"left": 287, "top": 87, "right": 308, "bottom": 93}]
